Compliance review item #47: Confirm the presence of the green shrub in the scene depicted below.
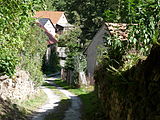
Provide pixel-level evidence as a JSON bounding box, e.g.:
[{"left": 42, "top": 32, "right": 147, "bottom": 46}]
[
  {"left": 0, "top": 0, "right": 47, "bottom": 86},
  {"left": 19, "top": 25, "right": 48, "bottom": 86},
  {"left": 0, "top": 0, "right": 43, "bottom": 76}
]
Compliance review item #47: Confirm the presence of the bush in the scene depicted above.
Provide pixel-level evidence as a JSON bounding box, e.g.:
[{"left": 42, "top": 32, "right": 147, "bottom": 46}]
[
  {"left": 19, "top": 25, "right": 48, "bottom": 86},
  {"left": 0, "top": 0, "right": 43, "bottom": 76}
]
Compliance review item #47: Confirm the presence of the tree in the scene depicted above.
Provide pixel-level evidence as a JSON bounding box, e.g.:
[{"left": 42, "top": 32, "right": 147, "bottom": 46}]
[{"left": 58, "top": 28, "right": 87, "bottom": 86}]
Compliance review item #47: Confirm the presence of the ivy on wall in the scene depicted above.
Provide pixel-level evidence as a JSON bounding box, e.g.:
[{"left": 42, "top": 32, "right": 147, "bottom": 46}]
[
  {"left": 0, "top": 0, "right": 43, "bottom": 75},
  {"left": 0, "top": 0, "right": 48, "bottom": 86},
  {"left": 20, "top": 25, "right": 47, "bottom": 86}
]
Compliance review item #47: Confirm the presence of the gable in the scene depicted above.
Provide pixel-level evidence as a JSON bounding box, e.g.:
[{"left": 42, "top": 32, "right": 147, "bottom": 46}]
[
  {"left": 57, "top": 14, "right": 68, "bottom": 24},
  {"left": 44, "top": 20, "right": 56, "bottom": 36},
  {"left": 36, "top": 22, "right": 57, "bottom": 45},
  {"left": 86, "top": 24, "right": 108, "bottom": 53},
  {"left": 38, "top": 18, "right": 56, "bottom": 36}
]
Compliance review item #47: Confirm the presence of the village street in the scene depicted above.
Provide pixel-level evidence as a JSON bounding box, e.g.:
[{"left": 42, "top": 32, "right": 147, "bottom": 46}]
[
  {"left": 1, "top": 1, "right": 159, "bottom": 120},
  {"left": 30, "top": 75, "right": 82, "bottom": 120}
]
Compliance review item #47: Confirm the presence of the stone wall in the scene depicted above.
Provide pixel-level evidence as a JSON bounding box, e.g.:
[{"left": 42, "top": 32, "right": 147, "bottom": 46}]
[
  {"left": 94, "top": 45, "right": 160, "bottom": 120},
  {"left": 0, "top": 70, "right": 36, "bottom": 101}
]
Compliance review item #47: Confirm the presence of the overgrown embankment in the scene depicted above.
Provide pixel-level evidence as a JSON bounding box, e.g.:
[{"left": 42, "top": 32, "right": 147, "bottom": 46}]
[
  {"left": 95, "top": 45, "right": 160, "bottom": 120},
  {"left": 0, "top": 70, "right": 47, "bottom": 120},
  {"left": 0, "top": 97, "right": 27, "bottom": 120},
  {"left": 94, "top": 1, "right": 159, "bottom": 119},
  {"left": 0, "top": 90, "right": 47, "bottom": 120},
  {"left": 0, "top": 1, "right": 49, "bottom": 119}
]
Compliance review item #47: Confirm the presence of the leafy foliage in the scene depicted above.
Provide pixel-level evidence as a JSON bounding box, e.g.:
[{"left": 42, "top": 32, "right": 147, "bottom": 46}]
[
  {"left": 20, "top": 25, "right": 47, "bottom": 86},
  {"left": 128, "top": 1, "right": 160, "bottom": 55},
  {"left": 103, "top": 34, "right": 128, "bottom": 68},
  {"left": 58, "top": 28, "right": 86, "bottom": 85},
  {"left": 42, "top": 45, "right": 60, "bottom": 75},
  {"left": 58, "top": 28, "right": 86, "bottom": 71},
  {"left": 0, "top": 0, "right": 44, "bottom": 76},
  {"left": 104, "top": 0, "right": 160, "bottom": 54},
  {"left": 96, "top": 0, "right": 160, "bottom": 93},
  {"left": 100, "top": 0, "right": 159, "bottom": 68},
  {"left": 0, "top": 0, "right": 48, "bottom": 86}
]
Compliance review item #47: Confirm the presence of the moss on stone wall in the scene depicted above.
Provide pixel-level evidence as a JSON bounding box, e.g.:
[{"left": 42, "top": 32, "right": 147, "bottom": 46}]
[{"left": 94, "top": 45, "right": 160, "bottom": 120}]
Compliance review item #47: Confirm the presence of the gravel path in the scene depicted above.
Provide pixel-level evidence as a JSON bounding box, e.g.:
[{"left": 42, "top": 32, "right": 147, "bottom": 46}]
[
  {"left": 31, "top": 76, "right": 82, "bottom": 120},
  {"left": 56, "top": 85, "right": 82, "bottom": 120},
  {"left": 31, "top": 86, "right": 60, "bottom": 120}
]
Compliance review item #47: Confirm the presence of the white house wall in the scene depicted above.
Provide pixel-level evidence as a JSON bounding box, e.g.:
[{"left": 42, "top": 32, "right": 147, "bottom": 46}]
[
  {"left": 57, "top": 14, "right": 68, "bottom": 24},
  {"left": 44, "top": 20, "right": 56, "bottom": 36},
  {"left": 87, "top": 24, "right": 107, "bottom": 77}
]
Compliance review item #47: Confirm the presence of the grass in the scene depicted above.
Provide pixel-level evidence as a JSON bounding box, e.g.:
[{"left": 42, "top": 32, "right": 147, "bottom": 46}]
[
  {"left": 43, "top": 82, "right": 68, "bottom": 100},
  {"left": 53, "top": 79, "right": 71, "bottom": 89},
  {"left": 42, "top": 82, "right": 71, "bottom": 120},
  {"left": 53, "top": 79, "right": 105, "bottom": 120},
  {"left": 19, "top": 89, "right": 47, "bottom": 114},
  {"left": 0, "top": 89, "right": 47, "bottom": 120}
]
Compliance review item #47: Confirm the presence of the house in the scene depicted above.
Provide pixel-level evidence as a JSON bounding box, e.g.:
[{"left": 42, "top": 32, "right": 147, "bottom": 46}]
[
  {"left": 38, "top": 18, "right": 56, "bottom": 37},
  {"left": 34, "top": 11, "right": 67, "bottom": 25},
  {"left": 85, "top": 23, "right": 128, "bottom": 83},
  {"left": 34, "top": 11, "right": 73, "bottom": 62},
  {"left": 34, "top": 11, "right": 74, "bottom": 35},
  {"left": 36, "top": 22, "right": 57, "bottom": 45},
  {"left": 36, "top": 21, "right": 58, "bottom": 74},
  {"left": 34, "top": 11, "right": 74, "bottom": 75}
]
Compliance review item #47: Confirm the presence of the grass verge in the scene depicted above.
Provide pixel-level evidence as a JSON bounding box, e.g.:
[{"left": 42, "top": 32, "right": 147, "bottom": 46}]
[
  {"left": 53, "top": 79, "right": 105, "bottom": 120},
  {"left": 19, "top": 89, "right": 47, "bottom": 114},
  {"left": 0, "top": 89, "right": 47, "bottom": 120},
  {"left": 42, "top": 82, "right": 71, "bottom": 120}
]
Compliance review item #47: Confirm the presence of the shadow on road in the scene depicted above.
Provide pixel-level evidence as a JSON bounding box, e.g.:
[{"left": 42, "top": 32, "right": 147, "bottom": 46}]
[
  {"left": 30, "top": 98, "right": 70, "bottom": 120},
  {"left": 42, "top": 77, "right": 106, "bottom": 120}
]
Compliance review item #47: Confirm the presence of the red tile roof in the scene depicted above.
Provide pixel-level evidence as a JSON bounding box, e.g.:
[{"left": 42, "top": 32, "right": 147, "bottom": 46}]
[
  {"left": 84, "top": 23, "right": 130, "bottom": 53},
  {"left": 34, "top": 11, "right": 64, "bottom": 24},
  {"left": 105, "top": 23, "right": 128, "bottom": 41}
]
